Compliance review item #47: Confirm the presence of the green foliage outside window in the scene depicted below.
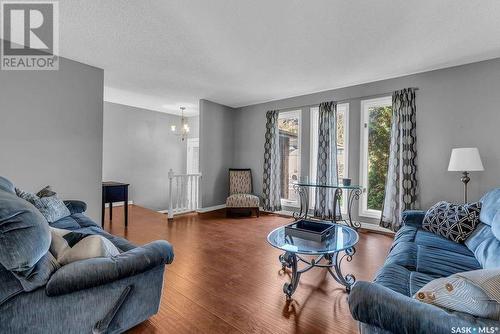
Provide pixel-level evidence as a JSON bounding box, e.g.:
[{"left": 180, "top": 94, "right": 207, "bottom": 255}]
[{"left": 367, "top": 106, "right": 392, "bottom": 211}]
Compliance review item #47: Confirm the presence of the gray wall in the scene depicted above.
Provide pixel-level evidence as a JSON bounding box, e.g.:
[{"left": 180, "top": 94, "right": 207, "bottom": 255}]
[
  {"left": 188, "top": 115, "right": 200, "bottom": 140},
  {"left": 0, "top": 57, "right": 104, "bottom": 222},
  {"left": 199, "top": 99, "right": 235, "bottom": 207},
  {"left": 103, "top": 102, "right": 199, "bottom": 211},
  {"left": 230, "top": 58, "right": 500, "bottom": 222}
]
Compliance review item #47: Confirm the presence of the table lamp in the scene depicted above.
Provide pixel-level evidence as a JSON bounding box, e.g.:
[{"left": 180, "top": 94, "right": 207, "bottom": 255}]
[{"left": 447, "top": 147, "right": 484, "bottom": 203}]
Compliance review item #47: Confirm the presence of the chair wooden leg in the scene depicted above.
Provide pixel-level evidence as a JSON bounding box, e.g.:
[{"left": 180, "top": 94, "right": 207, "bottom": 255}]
[{"left": 256, "top": 208, "right": 260, "bottom": 217}]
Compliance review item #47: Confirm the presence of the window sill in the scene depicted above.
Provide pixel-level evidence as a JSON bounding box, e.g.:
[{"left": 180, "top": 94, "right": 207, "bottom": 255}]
[
  {"left": 359, "top": 210, "right": 382, "bottom": 220},
  {"left": 280, "top": 200, "right": 300, "bottom": 208}
]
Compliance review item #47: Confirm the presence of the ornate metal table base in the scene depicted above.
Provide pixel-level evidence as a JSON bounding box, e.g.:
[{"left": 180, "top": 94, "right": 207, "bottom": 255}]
[
  {"left": 292, "top": 184, "right": 362, "bottom": 230},
  {"left": 279, "top": 247, "right": 356, "bottom": 299}
]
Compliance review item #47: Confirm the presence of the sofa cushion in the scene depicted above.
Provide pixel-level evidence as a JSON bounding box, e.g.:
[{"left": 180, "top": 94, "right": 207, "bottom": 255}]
[
  {"left": 479, "top": 188, "right": 500, "bottom": 240},
  {"left": 385, "top": 240, "right": 480, "bottom": 277},
  {"left": 0, "top": 265, "right": 23, "bottom": 305},
  {"left": 422, "top": 201, "right": 481, "bottom": 243},
  {"left": 416, "top": 245, "right": 481, "bottom": 277},
  {"left": 226, "top": 193, "right": 259, "bottom": 207},
  {"left": 386, "top": 224, "right": 481, "bottom": 277},
  {"left": 414, "top": 229, "right": 474, "bottom": 256},
  {"left": 0, "top": 189, "right": 51, "bottom": 273},
  {"left": 393, "top": 225, "right": 474, "bottom": 256},
  {"left": 0, "top": 176, "right": 15, "bottom": 194},
  {"left": 480, "top": 188, "right": 500, "bottom": 228},
  {"left": 374, "top": 263, "right": 437, "bottom": 297},
  {"left": 0, "top": 188, "right": 59, "bottom": 292},
  {"left": 466, "top": 223, "right": 500, "bottom": 269},
  {"left": 393, "top": 225, "right": 418, "bottom": 245}
]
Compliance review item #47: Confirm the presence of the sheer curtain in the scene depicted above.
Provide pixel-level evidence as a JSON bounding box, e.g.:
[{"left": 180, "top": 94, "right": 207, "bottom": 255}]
[
  {"left": 314, "top": 101, "right": 339, "bottom": 219},
  {"left": 381, "top": 88, "right": 418, "bottom": 231},
  {"left": 262, "top": 110, "right": 282, "bottom": 211}
]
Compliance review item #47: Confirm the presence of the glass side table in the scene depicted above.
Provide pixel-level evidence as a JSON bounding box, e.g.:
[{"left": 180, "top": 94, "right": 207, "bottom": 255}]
[{"left": 267, "top": 222, "right": 359, "bottom": 299}]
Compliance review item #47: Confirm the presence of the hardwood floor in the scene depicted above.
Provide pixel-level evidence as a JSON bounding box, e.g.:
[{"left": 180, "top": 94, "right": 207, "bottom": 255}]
[{"left": 104, "top": 205, "right": 393, "bottom": 334}]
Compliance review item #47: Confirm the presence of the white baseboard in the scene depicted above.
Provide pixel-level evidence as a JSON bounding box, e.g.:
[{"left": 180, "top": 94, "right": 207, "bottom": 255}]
[
  {"left": 157, "top": 204, "right": 226, "bottom": 214},
  {"left": 196, "top": 204, "right": 226, "bottom": 213},
  {"left": 360, "top": 222, "right": 394, "bottom": 234},
  {"left": 105, "top": 201, "right": 133, "bottom": 208}
]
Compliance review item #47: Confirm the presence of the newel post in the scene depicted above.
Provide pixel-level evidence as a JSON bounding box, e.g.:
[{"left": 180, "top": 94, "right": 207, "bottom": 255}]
[{"left": 168, "top": 169, "right": 174, "bottom": 221}]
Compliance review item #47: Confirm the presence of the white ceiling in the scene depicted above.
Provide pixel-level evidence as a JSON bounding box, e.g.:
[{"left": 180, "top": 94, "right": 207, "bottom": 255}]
[{"left": 60, "top": 0, "right": 500, "bottom": 116}]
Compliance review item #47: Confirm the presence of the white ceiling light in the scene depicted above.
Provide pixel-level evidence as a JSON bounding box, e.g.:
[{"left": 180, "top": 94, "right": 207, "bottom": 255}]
[{"left": 171, "top": 106, "right": 190, "bottom": 141}]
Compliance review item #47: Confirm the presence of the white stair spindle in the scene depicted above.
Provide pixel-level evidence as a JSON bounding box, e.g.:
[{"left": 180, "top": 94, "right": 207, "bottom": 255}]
[{"left": 168, "top": 169, "right": 174, "bottom": 220}]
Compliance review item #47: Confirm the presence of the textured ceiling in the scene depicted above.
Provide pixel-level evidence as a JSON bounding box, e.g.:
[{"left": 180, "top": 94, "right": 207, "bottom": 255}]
[{"left": 59, "top": 1, "right": 500, "bottom": 115}]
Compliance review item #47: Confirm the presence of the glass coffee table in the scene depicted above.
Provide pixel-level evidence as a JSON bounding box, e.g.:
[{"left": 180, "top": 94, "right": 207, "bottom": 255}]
[{"left": 267, "top": 222, "right": 359, "bottom": 299}]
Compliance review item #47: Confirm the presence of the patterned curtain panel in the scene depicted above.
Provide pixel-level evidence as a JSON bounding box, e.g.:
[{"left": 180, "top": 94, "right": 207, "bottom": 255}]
[
  {"left": 380, "top": 88, "right": 419, "bottom": 231},
  {"left": 262, "top": 110, "right": 282, "bottom": 212},
  {"left": 314, "top": 101, "right": 340, "bottom": 219}
]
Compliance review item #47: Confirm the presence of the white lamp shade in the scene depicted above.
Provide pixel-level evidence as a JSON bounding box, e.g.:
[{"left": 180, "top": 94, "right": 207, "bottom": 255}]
[{"left": 448, "top": 147, "right": 484, "bottom": 172}]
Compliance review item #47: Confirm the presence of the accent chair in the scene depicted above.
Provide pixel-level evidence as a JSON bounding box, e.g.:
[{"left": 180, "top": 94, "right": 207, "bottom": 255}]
[{"left": 226, "top": 168, "right": 260, "bottom": 217}]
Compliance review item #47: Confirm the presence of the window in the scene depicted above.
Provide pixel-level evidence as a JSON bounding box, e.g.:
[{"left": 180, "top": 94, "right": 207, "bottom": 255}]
[
  {"left": 310, "top": 103, "right": 349, "bottom": 212},
  {"left": 359, "top": 96, "right": 392, "bottom": 218},
  {"left": 278, "top": 110, "right": 301, "bottom": 206}
]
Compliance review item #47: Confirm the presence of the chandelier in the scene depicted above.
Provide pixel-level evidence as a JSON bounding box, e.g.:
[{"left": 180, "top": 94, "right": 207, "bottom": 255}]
[{"left": 170, "top": 106, "right": 190, "bottom": 141}]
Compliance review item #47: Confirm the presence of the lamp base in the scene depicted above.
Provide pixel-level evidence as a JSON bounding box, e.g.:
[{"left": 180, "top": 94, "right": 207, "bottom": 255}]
[{"left": 461, "top": 171, "right": 470, "bottom": 204}]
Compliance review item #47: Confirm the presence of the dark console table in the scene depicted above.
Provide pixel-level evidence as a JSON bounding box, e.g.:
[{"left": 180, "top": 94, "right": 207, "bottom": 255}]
[{"left": 102, "top": 182, "right": 129, "bottom": 227}]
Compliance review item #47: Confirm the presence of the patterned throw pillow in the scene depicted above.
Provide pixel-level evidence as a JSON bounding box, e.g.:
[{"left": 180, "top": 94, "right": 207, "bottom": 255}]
[
  {"left": 50, "top": 227, "right": 120, "bottom": 265},
  {"left": 414, "top": 268, "right": 500, "bottom": 320},
  {"left": 422, "top": 201, "right": 481, "bottom": 243},
  {"left": 16, "top": 187, "right": 71, "bottom": 223}
]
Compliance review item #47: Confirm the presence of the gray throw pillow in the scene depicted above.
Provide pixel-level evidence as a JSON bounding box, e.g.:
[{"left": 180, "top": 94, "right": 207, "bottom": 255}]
[
  {"left": 422, "top": 201, "right": 481, "bottom": 243},
  {"left": 16, "top": 187, "right": 71, "bottom": 223},
  {"left": 36, "top": 185, "right": 57, "bottom": 198},
  {"left": 414, "top": 268, "right": 500, "bottom": 320}
]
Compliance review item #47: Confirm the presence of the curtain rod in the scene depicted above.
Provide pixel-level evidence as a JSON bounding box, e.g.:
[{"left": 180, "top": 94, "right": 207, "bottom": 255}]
[{"left": 279, "top": 87, "right": 419, "bottom": 110}]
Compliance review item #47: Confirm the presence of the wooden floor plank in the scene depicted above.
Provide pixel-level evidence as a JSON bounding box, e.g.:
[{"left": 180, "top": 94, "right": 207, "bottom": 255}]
[{"left": 104, "top": 205, "right": 393, "bottom": 334}]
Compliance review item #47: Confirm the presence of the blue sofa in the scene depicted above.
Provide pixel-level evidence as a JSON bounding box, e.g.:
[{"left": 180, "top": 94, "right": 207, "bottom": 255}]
[
  {"left": 0, "top": 177, "right": 174, "bottom": 334},
  {"left": 349, "top": 189, "right": 500, "bottom": 334}
]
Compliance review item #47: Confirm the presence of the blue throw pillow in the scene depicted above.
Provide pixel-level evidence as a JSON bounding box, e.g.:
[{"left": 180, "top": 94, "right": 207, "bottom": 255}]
[{"left": 422, "top": 201, "right": 481, "bottom": 243}]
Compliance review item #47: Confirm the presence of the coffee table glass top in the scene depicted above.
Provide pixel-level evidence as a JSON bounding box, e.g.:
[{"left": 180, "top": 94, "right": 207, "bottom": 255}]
[{"left": 267, "top": 222, "right": 359, "bottom": 255}]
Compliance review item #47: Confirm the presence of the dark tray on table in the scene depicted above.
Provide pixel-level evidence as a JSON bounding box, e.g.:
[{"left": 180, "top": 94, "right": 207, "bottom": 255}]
[{"left": 285, "top": 219, "right": 334, "bottom": 242}]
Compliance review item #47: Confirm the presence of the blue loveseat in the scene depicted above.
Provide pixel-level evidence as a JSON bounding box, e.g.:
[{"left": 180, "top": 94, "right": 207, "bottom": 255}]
[
  {"left": 349, "top": 189, "right": 500, "bottom": 334},
  {"left": 0, "top": 177, "right": 174, "bottom": 334}
]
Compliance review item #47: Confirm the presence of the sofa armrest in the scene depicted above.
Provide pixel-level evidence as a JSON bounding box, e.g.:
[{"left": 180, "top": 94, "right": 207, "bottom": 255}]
[
  {"left": 46, "top": 240, "right": 174, "bottom": 296},
  {"left": 401, "top": 210, "right": 426, "bottom": 228},
  {"left": 349, "top": 281, "right": 500, "bottom": 334},
  {"left": 64, "top": 200, "right": 87, "bottom": 214}
]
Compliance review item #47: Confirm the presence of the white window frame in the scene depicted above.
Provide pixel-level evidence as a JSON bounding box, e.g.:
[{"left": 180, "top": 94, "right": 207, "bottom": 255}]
[
  {"left": 279, "top": 109, "right": 301, "bottom": 207},
  {"left": 310, "top": 103, "right": 349, "bottom": 213},
  {"left": 359, "top": 96, "right": 392, "bottom": 218}
]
